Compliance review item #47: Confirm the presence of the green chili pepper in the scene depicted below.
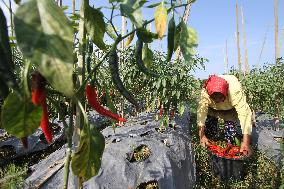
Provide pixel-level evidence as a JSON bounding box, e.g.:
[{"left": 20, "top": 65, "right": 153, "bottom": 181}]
[
  {"left": 166, "top": 16, "right": 176, "bottom": 62},
  {"left": 109, "top": 43, "right": 139, "bottom": 110},
  {"left": 135, "top": 39, "right": 159, "bottom": 77}
]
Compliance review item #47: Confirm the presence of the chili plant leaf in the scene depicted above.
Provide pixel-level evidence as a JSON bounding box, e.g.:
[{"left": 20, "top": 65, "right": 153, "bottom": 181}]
[
  {"left": 71, "top": 124, "right": 105, "bottom": 182},
  {"left": 173, "top": 22, "right": 182, "bottom": 51},
  {"left": 106, "top": 23, "right": 118, "bottom": 40},
  {"left": 180, "top": 21, "right": 198, "bottom": 61},
  {"left": 142, "top": 43, "right": 153, "bottom": 68},
  {"left": 137, "top": 28, "right": 158, "bottom": 43},
  {"left": 154, "top": 1, "right": 167, "bottom": 39},
  {"left": 120, "top": 0, "right": 143, "bottom": 28},
  {"left": 0, "top": 7, "right": 19, "bottom": 98},
  {"left": 147, "top": 2, "right": 161, "bottom": 8},
  {"left": 1, "top": 91, "right": 42, "bottom": 138},
  {"left": 14, "top": 0, "right": 74, "bottom": 98},
  {"left": 85, "top": 6, "right": 106, "bottom": 50}
]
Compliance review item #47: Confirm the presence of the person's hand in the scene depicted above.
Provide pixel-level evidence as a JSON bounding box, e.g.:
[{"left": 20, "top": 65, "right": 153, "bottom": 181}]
[
  {"left": 200, "top": 135, "right": 210, "bottom": 147},
  {"left": 240, "top": 142, "right": 251, "bottom": 156},
  {"left": 240, "top": 134, "right": 251, "bottom": 156}
]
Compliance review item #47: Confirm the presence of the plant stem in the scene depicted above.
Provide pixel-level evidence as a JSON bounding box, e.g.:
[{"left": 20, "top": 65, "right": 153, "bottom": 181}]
[{"left": 63, "top": 101, "right": 74, "bottom": 189}]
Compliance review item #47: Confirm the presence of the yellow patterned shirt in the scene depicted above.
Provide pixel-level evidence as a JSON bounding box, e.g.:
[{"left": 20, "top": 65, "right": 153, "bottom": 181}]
[{"left": 197, "top": 75, "right": 252, "bottom": 135}]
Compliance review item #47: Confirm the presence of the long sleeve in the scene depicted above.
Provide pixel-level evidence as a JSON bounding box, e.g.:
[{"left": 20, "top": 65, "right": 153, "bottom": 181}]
[
  {"left": 197, "top": 89, "right": 209, "bottom": 127},
  {"left": 230, "top": 90, "right": 252, "bottom": 135}
]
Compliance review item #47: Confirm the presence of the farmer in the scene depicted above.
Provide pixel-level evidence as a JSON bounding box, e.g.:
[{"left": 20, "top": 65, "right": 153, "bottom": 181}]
[{"left": 197, "top": 75, "right": 252, "bottom": 156}]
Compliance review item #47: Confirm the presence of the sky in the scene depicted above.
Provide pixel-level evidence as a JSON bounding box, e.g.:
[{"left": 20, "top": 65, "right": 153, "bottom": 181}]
[{"left": 1, "top": 0, "right": 283, "bottom": 79}]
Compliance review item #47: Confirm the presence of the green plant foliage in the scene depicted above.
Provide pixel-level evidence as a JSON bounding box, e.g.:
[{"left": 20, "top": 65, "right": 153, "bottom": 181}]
[
  {"left": 120, "top": 0, "right": 143, "bottom": 28},
  {"left": 85, "top": 6, "right": 106, "bottom": 50},
  {"left": 0, "top": 8, "right": 19, "bottom": 98},
  {"left": 106, "top": 23, "right": 118, "bottom": 40},
  {"left": 14, "top": 0, "right": 74, "bottom": 98},
  {"left": 0, "top": 164, "right": 28, "bottom": 189},
  {"left": 179, "top": 21, "right": 198, "bottom": 63},
  {"left": 230, "top": 59, "right": 284, "bottom": 119},
  {"left": 71, "top": 124, "right": 105, "bottom": 182},
  {"left": 142, "top": 43, "right": 154, "bottom": 68},
  {"left": 1, "top": 91, "right": 42, "bottom": 138},
  {"left": 137, "top": 28, "right": 158, "bottom": 43}
]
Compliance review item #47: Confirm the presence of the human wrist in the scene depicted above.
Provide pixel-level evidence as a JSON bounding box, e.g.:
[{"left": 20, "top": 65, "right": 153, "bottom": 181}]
[
  {"left": 199, "top": 125, "right": 205, "bottom": 139},
  {"left": 242, "top": 134, "right": 250, "bottom": 145}
]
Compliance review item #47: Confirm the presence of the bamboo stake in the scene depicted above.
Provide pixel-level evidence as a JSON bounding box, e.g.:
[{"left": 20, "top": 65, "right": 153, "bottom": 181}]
[
  {"left": 121, "top": 16, "right": 125, "bottom": 49},
  {"left": 257, "top": 25, "right": 269, "bottom": 69},
  {"left": 72, "top": 0, "right": 76, "bottom": 15},
  {"left": 241, "top": 6, "right": 249, "bottom": 74},
  {"left": 274, "top": 0, "right": 279, "bottom": 64},
  {"left": 72, "top": 0, "right": 88, "bottom": 187},
  {"left": 236, "top": 3, "right": 242, "bottom": 73}
]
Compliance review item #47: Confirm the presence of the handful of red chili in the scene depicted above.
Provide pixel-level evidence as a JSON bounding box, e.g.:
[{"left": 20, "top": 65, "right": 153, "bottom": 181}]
[{"left": 207, "top": 141, "right": 243, "bottom": 159}]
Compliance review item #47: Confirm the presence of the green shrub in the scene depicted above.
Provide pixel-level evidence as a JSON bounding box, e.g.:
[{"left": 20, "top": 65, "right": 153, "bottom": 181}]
[{"left": 0, "top": 164, "right": 28, "bottom": 189}]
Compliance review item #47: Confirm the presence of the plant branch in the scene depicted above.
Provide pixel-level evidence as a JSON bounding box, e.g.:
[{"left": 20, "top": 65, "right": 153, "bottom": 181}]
[{"left": 110, "top": 3, "right": 119, "bottom": 37}]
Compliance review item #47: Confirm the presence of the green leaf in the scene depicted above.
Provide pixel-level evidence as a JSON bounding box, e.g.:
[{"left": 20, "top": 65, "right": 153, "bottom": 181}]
[
  {"left": 147, "top": 2, "right": 161, "bottom": 8},
  {"left": 176, "top": 90, "right": 180, "bottom": 99},
  {"left": 142, "top": 43, "right": 153, "bottom": 68},
  {"left": 109, "top": 0, "right": 124, "bottom": 2},
  {"left": 173, "top": 22, "right": 182, "bottom": 51},
  {"left": 178, "top": 103, "right": 185, "bottom": 116},
  {"left": 120, "top": 0, "right": 143, "bottom": 28},
  {"left": 1, "top": 91, "right": 42, "bottom": 138},
  {"left": 139, "top": 0, "right": 149, "bottom": 7},
  {"left": 0, "top": 7, "right": 19, "bottom": 98},
  {"left": 137, "top": 28, "right": 158, "bottom": 43},
  {"left": 162, "top": 79, "right": 166, "bottom": 87},
  {"left": 14, "top": 0, "right": 74, "bottom": 98},
  {"left": 154, "top": 1, "right": 167, "bottom": 39},
  {"left": 180, "top": 21, "right": 198, "bottom": 61},
  {"left": 85, "top": 6, "right": 106, "bottom": 50},
  {"left": 71, "top": 124, "right": 105, "bottom": 182},
  {"left": 106, "top": 23, "right": 118, "bottom": 40},
  {"left": 105, "top": 89, "right": 117, "bottom": 114}
]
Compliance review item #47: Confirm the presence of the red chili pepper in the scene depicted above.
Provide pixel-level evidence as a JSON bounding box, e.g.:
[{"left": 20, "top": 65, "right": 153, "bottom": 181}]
[
  {"left": 228, "top": 146, "right": 240, "bottom": 154},
  {"left": 31, "top": 72, "right": 53, "bottom": 144},
  {"left": 159, "top": 105, "right": 163, "bottom": 117},
  {"left": 39, "top": 93, "right": 53, "bottom": 143},
  {"left": 86, "top": 84, "right": 126, "bottom": 122},
  {"left": 20, "top": 137, "right": 28, "bottom": 149}
]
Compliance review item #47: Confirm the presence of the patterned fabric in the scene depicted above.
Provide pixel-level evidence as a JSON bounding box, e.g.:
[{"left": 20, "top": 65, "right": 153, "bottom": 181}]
[
  {"left": 203, "top": 75, "right": 229, "bottom": 97},
  {"left": 224, "top": 121, "right": 237, "bottom": 143},
  {"left": 204, "top": 115, "right": 218, "bottom": 139},
  {"left": 204, "top": 116, "right": 237, "bottom": 143}
]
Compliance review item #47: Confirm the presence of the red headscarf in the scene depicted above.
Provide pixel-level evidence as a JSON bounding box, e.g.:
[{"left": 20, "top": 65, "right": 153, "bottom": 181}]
[{"left": 203, "top": 75, "right": 229, "bottom": 97}]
